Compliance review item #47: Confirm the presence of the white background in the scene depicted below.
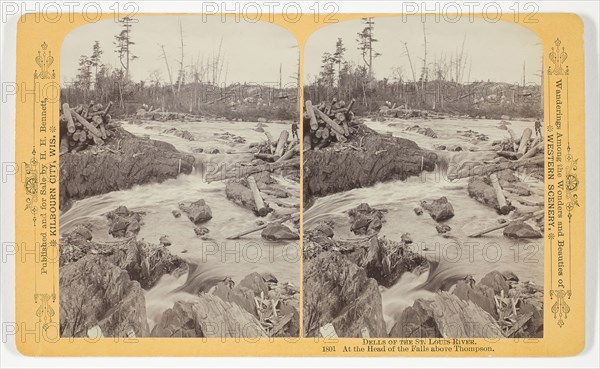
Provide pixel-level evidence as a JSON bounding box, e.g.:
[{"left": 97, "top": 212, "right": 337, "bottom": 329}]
[{"left": 1, "top": 1, "right": 598, "bottom": 368}]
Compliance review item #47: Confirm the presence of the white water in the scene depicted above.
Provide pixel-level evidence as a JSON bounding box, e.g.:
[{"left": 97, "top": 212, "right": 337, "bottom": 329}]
[
  {"left": 304, "top": 117, "right": 545, "bottom": 332},
  {"left": 61, "top": 119, "right": 300, "bottom": 328}
]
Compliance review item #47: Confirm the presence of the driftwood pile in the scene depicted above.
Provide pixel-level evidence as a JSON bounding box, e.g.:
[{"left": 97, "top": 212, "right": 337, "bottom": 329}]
[
  {"left": 253, "top": 129, "right": 299, "bottom": 163},
  {"left": 302, "top": 98, "right": 356, "bottom": 150},
  {"left": 494, "top": 126, "right": 543, "bottom": 162},
  {"left": 60, "top": 101, "right": 113, "bottom": 154}
]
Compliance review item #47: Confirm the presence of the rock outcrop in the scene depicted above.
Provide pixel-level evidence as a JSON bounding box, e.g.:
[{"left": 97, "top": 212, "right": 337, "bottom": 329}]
[
  {"left": 59, "top": 228, "right": 188, "bottom": 338},
  {"left": 150, "top": 295, "right": 268, "bottom": 338},
  {"left": 60, "top": 127, "right": 194, "bottom": 209},
  {"left": 303, "top": 251, "right": 387, "bottom": 338},
  {"left": 60, "top": 255, "right": 149, "bottom": 338},
  {"left": 390, "top": 271, "right": 544, "bottom": 338},
  {"left": 303, "top": 125, "right": 434, "bottom": 205},
  {"left": 389, "top": 292, "right": 504, "bottom": 338}
]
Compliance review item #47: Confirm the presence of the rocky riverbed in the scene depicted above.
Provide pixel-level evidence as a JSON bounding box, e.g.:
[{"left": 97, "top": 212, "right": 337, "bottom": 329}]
[
  {"left": 59, "top": 117, "right": 300, "bottom": 338},
  {"left": 303, "top": 116, "right": 545, "bottom": 338}
]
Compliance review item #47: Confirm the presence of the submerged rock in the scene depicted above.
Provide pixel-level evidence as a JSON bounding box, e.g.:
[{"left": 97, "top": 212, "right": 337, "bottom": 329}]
[
  {"left": 261, "top": 224, "right": 299, "bottom": 241},
  {"left": 193, "top": 226, "right": 210, "bottom": 236},
  {"left": 503, "top": 221, "right": 542, "bottom": 238},
  {"left": 159, "top": 235, "right": 172, "bottom": 247},
  {"left": 435, "top": 224, "right": 452, "bottom": 234}
]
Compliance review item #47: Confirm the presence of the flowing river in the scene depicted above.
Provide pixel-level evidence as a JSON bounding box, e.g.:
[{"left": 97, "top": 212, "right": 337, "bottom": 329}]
[
  {"left": 61, "top": 119, "right": 300, "bottom": 328},
  {"left": 303, "top": 117, "right": 545, "bottom": 332}
]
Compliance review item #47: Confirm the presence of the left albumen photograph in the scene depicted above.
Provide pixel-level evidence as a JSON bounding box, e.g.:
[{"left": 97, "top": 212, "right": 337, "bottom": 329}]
[{"left": 59, "top": 15, "right": 301, "bottom": 338}]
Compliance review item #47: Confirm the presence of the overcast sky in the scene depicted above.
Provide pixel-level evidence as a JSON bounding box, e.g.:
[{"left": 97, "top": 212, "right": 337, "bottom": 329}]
[
  {"left": 304, "top": 16, "right": 542, "bottom": 85},
  {"left": 61, "top": 16, "right": 299, "bottom": 86}
]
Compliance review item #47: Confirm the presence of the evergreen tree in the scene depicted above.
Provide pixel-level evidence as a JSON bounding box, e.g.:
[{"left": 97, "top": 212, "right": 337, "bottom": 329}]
[
  {"left": 114, "top": 16, "right": 137, "bottom": 81},
  {"left": 356, "top": 17, "right": 381, "bottom": 78}
]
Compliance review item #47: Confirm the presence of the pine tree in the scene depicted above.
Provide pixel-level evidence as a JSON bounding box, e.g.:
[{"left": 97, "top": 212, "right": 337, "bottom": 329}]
[
  {"left": 332, "top": 38, "right": 346, "bottom": 96},
  {"left": 90, "top": 41, "right": 103, "bottom": 88},
  {"left": 356, "top": 17, "right": 381, "bottom": 78},
  {"left": 114, "top": 16, "right": 137, "bottom": 81}
]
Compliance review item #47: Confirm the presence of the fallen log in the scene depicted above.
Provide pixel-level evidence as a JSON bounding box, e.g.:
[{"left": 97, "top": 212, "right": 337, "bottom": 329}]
[
  {"left": 345, "top": 98, "right": 355, "bottom": 113},
  {"left": 497, "top": 151, "right": 522, "bottom": 160},
  {"left": 63, "top": 103, "right": 76, "bottom": 134},
  {"left": 71, "top": 110, "right": 104, "bottom": 140},
  {"left": 469, "top": 209, "right": 544, "bottom": 238},
  {"left": 448, "top": 156, "right": 543, "bottom": 181},
  {"left": 305, "top": 100, "right": 319, "bottom": 131},
  {"left": 313, "top": 107, "right": 346, "bottom": 141},
  {"left": 275, "top": 143, "right": 298, "bottom": 163},
  {"left": 247, "top": 176, "right": 268, "bottom": 217},
  {"left": 517, "top": 128, "right": 532, "bottom": 155},
  {"left": 207, "top": 159, "right": 299, "bottom": 183},
  {"left": 264, "top": 132, "right": 275, "bottom": 154},
  {"left": 489, "top": 173, "right": 510, "bottom": 213},
  {"left": 274, "top": 130, "right": 289, "bottom": 157},
  {"left": 519, "top": 141, "right": 543, "bottom": 161},
  {"left": 507, "top": 128, "right": 520, "bottom": 147},
  {"left": 254, "top": 153, "right": 280, "bottom": 162},
  {"left": 226, "top": 212, "right": 298, "bottom": 239}
]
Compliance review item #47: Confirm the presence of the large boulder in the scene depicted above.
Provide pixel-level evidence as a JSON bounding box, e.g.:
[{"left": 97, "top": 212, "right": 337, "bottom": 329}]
[
  {"left": 180, "top": 199, "right": 213, "bottom": 224},
  {"left": 225, "top": 180, "right": 272, "bottom": 216},
  {"left": 453, "top": 280, "right": 498, "bottom": 319},
  {"left": 148, "top": 301, "right": 202, "bottom": 338},
  {"left": 348, "top": 203, "right": 385, "bottom": 235},
  {"left": 389, "top": 298, "right": 440, "bottom": 338},
  {"left": 303, "top": 251, "right": 387, "bottom": 338},
  {"left": 390, "top": 292, "right": 503, "bottom": 338},
  {"left": 478, "top": 270, "right": 510, "bottom": 296},
  {"left": 421, "top": 197, "right": 454, "bottom": 222},
  {"left": 59, "top": 255, "right": 149, "bottom": 338},
  {"left": 106, "top": 206, "right": 144, "bottom": 238},
  {"left": 468, "top": 176, "right": 514, "bottom": 214},
  {"left": 503, "top": 221, "right": 542, "bottom": 238},
  {"left": 261, "top": 224, "right": 299, "bottom": 241},
  {"left": 151, "top": 295, "right": 268, "bottom": 338}
]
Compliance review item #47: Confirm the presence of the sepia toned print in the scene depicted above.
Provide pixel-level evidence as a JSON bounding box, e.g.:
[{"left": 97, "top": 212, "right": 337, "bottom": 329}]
[
  {"left": 11, "top": 9, "right": 587, "bottom": 357},
  {"left": 58, "top": 16, "right": 301, "bottom": 338},
  {"left": 302, "top": 16, "right": 545, "bottom": 339}
]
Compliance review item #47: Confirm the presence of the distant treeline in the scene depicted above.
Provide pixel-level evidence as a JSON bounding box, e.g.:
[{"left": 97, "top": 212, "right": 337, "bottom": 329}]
[
  {"left": 304, "top": 78, "right": 542, "bottom": 119},
  {"left": 61, "top": 78, "right": 299, "bottom": 121}
]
